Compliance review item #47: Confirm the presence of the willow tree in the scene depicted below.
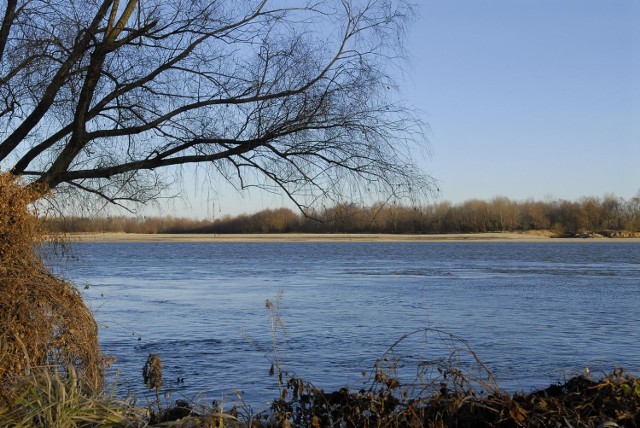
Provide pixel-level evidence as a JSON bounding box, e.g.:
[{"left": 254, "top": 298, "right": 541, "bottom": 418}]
[
  {"left": 0, "top": 0, "right": 432, "bottom": 212},
  {"left": 0, "top": 0, "right": 433, "bottom": 392}
]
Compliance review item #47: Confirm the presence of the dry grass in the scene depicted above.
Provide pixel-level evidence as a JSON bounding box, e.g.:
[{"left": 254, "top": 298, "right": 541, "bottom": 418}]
[
  {"left": 0, "top": 173, "right": 103, "bottom": 395},
  {"left": 0, "top": 365, "right": 141, "bottom": 427},
  {"left": 142, "top": 354, "right": 163, "bottom": 394}
]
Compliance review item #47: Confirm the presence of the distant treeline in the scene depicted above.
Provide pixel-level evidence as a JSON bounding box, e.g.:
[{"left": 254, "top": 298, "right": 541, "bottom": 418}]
[{"left": 45, "top": 194, "right": 640, "bottom": 236}]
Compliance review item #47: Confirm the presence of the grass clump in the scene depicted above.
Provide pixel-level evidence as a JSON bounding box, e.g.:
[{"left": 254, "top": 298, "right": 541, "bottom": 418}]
[{"left": 0, "top": 365, "right": 140, "bottom": 427}]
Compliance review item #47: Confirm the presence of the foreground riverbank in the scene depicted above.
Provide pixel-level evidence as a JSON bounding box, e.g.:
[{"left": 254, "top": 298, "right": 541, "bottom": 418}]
[
  {"left": 68, "top": 231, "right": 640, "bottom": 243},
  {"left": 2, "top": 366, "right": 639, "bottom": 427}
]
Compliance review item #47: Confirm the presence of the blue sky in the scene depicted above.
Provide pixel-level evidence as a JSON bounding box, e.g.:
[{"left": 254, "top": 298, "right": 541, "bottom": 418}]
[
  {"left": 164, "top": 0, "right": 639, "bottom": 218},
  {"left": 404, "top": 0, "right": 639, "bottom": 205}
]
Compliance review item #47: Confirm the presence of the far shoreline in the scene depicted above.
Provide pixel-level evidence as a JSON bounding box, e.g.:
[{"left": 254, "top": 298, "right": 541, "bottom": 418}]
[{"left": 67, "top": 232, "right": 640, "bottom": 243}]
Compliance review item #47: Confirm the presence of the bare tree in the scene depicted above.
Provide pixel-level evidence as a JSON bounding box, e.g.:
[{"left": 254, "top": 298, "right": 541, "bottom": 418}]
[{"left": 0, "top": 0, "right": 432, "bottom": 212}]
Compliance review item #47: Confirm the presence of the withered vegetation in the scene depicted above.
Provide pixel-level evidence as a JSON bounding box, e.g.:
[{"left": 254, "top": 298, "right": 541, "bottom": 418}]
[
  {"left": 140, "top": 339, "right": 640, "bottom": 428},
  {"left": 259, "top": 368, "right": 640, "bottom": 427},
  {"left": 0, "top": 173, "right": 103, "bottom": 394}
]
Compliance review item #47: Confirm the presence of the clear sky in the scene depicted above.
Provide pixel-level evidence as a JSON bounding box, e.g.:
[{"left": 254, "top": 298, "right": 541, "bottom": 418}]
[
  {"left": 162, "top": 0, "right": 639, "bottom": 218},
  {"left": 405, "top": 0, "right": 639, "bottom": 205}
]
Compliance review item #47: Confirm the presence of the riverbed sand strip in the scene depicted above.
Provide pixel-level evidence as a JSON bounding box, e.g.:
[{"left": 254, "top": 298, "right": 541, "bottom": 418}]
[{"left": 65, "top": 232, "right": 640, "bottom": 243}]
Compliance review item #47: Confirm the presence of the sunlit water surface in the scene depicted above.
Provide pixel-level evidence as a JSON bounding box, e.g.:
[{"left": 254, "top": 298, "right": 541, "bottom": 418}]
[{"left": 51, "top": 242, "right": 640, "bottom": 408}]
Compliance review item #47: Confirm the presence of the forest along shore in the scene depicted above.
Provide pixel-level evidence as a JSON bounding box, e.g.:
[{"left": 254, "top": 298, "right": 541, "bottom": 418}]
[{"left": 67, "top": 232, "right": 640, "bottom": 243}]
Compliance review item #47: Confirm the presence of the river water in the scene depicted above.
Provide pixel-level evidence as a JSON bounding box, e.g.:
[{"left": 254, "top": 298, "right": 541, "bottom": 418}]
[{"left": 53, "top": 241, "right": 640, "bottom": 409}]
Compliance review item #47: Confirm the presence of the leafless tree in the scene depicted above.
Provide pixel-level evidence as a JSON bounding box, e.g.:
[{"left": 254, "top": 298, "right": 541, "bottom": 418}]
[{"left": 0, "top": 0, "right": 432, "bottom": 212}]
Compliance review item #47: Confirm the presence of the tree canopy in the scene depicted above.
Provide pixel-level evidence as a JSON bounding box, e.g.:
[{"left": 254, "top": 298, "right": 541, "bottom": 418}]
[{"left": 0, "top": 0, "right": 432, "bottom": 211}]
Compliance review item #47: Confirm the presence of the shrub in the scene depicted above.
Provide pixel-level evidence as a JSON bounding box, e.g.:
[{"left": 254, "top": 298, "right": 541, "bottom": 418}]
[{"left": 0, "top": 173, "right": 103, "bottom": 394}]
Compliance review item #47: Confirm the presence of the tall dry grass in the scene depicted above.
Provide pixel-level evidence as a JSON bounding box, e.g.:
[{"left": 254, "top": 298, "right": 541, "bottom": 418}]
[
  {"left": 0, "top": 365, "right": 140, "bottom": 427},
  {"left": 0, "top": 173, "right": 103, "bottom": 394}
]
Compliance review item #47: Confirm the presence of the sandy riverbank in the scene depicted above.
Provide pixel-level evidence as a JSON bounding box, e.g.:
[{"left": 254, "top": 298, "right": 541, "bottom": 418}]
[{"left": 66, "top": 232, "right": 640, "bottom": 243}]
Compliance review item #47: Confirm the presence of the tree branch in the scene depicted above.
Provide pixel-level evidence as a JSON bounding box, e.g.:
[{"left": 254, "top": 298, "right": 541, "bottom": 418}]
[
  {"left": 0, "top": 0, "right": 114, "bottom": 162},
  {"left": 0, "top": 0, "right": 17, "bottom": 61}
]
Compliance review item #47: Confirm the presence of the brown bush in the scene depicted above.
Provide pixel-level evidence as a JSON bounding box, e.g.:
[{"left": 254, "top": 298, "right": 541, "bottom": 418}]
[{"left": 0, "top": 173, "right": 102, "bottom": 393}]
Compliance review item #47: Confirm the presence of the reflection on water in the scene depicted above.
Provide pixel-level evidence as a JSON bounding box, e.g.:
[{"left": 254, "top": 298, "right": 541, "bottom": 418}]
[{"left": 52, "top": 242, "right": 640, "bottom": 406}]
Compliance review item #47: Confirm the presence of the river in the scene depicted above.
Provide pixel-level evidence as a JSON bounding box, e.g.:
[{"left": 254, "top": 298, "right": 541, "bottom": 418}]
[{"left": 52, "top": 241, "right": 640, "bottom": 409}]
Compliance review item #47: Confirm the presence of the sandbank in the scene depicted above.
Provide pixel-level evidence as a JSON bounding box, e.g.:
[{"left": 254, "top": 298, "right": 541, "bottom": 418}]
[{"left": 67, "top": 232, "right": 640, "bottom": 243}]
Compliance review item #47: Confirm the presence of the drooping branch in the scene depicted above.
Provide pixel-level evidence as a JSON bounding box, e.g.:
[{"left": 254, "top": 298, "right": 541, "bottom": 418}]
[{"left": 56, "top": 136, "right": 270, "bottom": 182}]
